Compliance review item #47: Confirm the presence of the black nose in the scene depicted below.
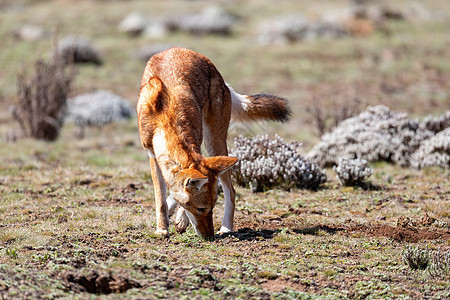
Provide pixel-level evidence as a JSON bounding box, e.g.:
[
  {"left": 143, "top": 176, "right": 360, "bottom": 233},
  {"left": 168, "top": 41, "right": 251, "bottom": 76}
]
[{"left": 203, "top": 235, "right": 215, "bottom": 242}]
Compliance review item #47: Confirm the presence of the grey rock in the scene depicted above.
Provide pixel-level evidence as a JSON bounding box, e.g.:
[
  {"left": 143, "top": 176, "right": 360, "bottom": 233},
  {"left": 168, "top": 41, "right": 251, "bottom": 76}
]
[
  {"left": 55, "top": 36, "right": 103, "bottom": 65},
  {"left": 65, "top": 90, "right": 132, "bottom": 129}
]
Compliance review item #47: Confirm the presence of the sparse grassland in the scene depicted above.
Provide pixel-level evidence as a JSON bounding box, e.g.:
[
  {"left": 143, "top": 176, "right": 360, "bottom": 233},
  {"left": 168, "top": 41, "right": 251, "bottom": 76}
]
[{"left": 0, "top": 0, "right": 449, "bottom": 298}]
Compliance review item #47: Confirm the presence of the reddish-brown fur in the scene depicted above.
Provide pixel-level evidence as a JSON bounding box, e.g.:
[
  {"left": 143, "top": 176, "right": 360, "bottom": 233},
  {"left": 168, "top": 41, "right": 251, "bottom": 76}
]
[{"left": 137, "top": 47, "right": 290, "bottom": 240}]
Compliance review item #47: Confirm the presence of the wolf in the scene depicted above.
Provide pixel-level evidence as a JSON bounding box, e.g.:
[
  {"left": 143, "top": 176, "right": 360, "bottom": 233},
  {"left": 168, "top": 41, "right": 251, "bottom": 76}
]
[{"left": 137, "top": 47, "right": 290, "bottom": 240}]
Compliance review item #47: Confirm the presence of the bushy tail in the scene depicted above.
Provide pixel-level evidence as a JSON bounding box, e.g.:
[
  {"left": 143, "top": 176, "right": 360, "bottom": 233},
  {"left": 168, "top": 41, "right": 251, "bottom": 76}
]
[{"left": 227, "top": 84, "right": 291, "bottom": 122}]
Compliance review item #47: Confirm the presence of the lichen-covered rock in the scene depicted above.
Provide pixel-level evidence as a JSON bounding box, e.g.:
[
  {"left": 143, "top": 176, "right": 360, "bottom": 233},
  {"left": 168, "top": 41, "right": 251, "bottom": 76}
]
[
  {"left": 308, "top": 105, "right": 449, "bottom": 168},
  {"left": 55, "top": 36, "right": 103, "bottom": 65},
  {"left": 65, "top": 90, "right": 132, "bottom": 128},
  {"left": 333, "top": 158, "right": 373, "bottom": 186},
  {"left": 230, "top": 134, "right": 327, "bottom": 192}
]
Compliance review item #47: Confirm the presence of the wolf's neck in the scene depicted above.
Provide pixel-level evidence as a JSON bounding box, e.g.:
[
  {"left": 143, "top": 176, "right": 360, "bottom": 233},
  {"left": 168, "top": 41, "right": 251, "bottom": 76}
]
[{"left": 152, "top": 128, "right": 204, "bottom": 188}]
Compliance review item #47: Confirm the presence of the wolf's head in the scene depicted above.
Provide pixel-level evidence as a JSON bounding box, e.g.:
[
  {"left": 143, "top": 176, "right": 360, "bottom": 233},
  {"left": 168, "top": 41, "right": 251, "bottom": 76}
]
[{"left": 168, "top": 156, "right": 237, "bottom": 240}]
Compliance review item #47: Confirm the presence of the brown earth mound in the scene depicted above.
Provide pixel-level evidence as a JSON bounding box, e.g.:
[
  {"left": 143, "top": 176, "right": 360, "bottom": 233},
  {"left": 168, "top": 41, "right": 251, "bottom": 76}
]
[
  {"left": 347, "top": 223, "right": 450, "bottom": 242},
  {"left": 61, "top": 270, "right": 140, "bottom": 294}
]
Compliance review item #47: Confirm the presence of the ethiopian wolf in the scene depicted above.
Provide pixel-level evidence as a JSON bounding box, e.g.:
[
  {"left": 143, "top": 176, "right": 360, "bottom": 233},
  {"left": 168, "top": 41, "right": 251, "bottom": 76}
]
[{"left": 137, "top": 47, "right": 290, "bottom": 240}]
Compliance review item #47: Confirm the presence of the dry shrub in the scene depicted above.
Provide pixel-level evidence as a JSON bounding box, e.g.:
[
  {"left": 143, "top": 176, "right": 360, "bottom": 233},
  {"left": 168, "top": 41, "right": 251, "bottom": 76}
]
[
  {"left": 308, "top": 98, "right": 362, "bottom": 137},
  {"left": 12, "top": 55, "right": 76, "bottom": 141}
]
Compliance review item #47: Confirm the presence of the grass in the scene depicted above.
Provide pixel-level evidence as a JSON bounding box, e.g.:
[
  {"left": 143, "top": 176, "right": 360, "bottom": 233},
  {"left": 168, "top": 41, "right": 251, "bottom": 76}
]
[{"left": 1, "top": 0, "right": 450, "bottom": 298}]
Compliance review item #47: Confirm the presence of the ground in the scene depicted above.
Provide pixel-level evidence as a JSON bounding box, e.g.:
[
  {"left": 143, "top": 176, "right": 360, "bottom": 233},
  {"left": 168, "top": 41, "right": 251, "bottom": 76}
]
[{"left": 0, "top": 0, "right": 449, "bottom": 299}]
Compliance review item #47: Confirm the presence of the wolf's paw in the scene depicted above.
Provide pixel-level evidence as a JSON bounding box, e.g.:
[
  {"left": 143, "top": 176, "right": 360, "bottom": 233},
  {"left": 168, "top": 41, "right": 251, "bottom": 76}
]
[
  {"left": 218, "top": 226, "right": 233, "bottom": 235},
  {"left": 167, "top": 194, "right": 178, "bottom": 217},
  {"left": 175, "top": 209, "right": 189, "bottom": 233},
  {"left": 155, "top": 229, "right": 170, "bottom": 238}
]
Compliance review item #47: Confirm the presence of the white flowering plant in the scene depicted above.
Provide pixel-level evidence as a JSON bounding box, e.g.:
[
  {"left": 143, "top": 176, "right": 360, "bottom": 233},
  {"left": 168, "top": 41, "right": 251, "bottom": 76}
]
[
  {"left": 230, "top": 134, "right": 327, "bottom": 192},
  {"left": 333, "top": 158, "right": 373, "bottom": 187}
]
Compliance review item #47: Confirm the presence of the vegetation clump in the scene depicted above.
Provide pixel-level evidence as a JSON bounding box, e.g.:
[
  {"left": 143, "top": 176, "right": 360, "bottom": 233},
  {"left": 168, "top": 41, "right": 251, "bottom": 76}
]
[
  {"left": 308, "top": 105, "right": 450, "bottom": 169},
  {"left": 403, "top": 246, "right": 450, "bottom": 278},
  {"left": 410, "top": 127, "right": 449, "bottom": 169},
  {"left": 402, "top": 245, "right": 431, "bottom": 270},
  {"left": 12, "top": 55, "right": 75, "bottom": 141},
  {"left": 428, "top": 249, "right": 450, "bottom": 278},
  {"left": 333, "top": 158, "right": 373, "bottom": 186},
  {"left": 230, "top": 134, "right": 327, "bottom": 192}
]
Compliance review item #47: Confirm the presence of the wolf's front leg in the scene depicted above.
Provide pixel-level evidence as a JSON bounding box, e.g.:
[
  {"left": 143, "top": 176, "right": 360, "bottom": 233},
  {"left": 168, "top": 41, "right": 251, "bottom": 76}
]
[
  {"left": 219, "top": 171, "right": 236, "bottom": 233},
  {"left": 175, "top": 206, "right": 189, "bottom": 233},
  {"left": 149, "top": 157, "right": 170, "bottom": 237}
]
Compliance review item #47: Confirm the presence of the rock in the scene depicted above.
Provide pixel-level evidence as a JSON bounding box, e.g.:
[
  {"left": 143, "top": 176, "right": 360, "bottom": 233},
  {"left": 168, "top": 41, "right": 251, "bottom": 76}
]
[
  {"left": 143, "top": 21, "right": 169, "bottom": 38},
  {"left": 118, "top": 12, "right": 149, "bottom": 36},
  {"left": 13, "top": 24, "right": 48, "bottom": 41},
  {"left": 257, "top": 14, "right": 347, "bottom": 45},
  {"left": 65, "top": 90, "right": 133, "bottom": 137},
  {"left": 134, "top": 44, "right": 173, "bottom": 61},
  {"left": 165, "top": 6, "right": 236, "bottom": 35},
  {"left": 55, "top": 36, "right": 103, "bottom": 65}
]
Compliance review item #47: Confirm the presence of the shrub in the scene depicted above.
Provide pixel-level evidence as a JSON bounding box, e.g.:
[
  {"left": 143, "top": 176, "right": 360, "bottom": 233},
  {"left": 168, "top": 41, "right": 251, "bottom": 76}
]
[
  {"left": 308, "top": 105, "right": 450, "bottom": 168},
  {"left": 403, "top": 246, "right": 450, "bottom": 278},
  {"left": 333, "top": 158, "right": 373, "bottom": 186},
  {"left": 402, "top": 245, "right": 431, "bottom": 270},
  {"left": 410, "top": 128, "right": 450, "bottom": 169},
  {"left": 307, "top": 97, "right": 362, "bottom": 137},
  {"left": 230, "top": 134, "right": 327, "bottom": 192},
  {"left": 428, "top": 249, "right": 450, "bottom": 278},
  {"left": 12, "top": 55, "right": 76, "bottom": 141}
]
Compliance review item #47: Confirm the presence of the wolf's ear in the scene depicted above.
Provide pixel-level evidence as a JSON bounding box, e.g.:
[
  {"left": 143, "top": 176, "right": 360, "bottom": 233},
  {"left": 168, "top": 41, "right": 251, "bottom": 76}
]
[
  {"left": 204, "top": 156, "right": 238, "bottom": 174},
  {"left": 179, "top": 169, "right": 208, "bottom": 191}
]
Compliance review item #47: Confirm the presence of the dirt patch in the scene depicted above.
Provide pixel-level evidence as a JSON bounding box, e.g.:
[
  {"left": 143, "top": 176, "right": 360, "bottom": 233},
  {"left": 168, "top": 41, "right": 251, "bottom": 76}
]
[
  {"left": 262, "top": 278, "right": 304, "bottom": 293},
  {"left": 236, "top": 220, "right": 449, "bottom": 243},
  {"left": 61, "top": 270, "right": 140, "bottom": 294},
  {"left": 133, "top": 263, "right": 224, "bottom": 292},
  {"left": 347, "top": 223, "right": 450, "bottom": 242}
]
